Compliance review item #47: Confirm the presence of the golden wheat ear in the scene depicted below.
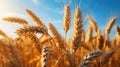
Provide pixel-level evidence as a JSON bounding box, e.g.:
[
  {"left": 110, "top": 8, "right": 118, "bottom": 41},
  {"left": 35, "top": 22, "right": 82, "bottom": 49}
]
[
  {"left": 48, "top": 23, "right": 65, "bottom": 49},
  {"left": 72, "top": 7, "right": 83, "bottom": 52},
  {"left": 2, "top": 17, "right": 28, "bottom": 24},
  {"left": 41, "top": 46, "right": 49, "bottom": 67},
  {"left": 105, "top": 17, "right": 117, "bottom": 36},
  {"left": 16, "top": 25, "right": 48, "bottom": 36},
  {"left": 26, "top": 9, "right": 47, "bottom": 31},
  {"left": 80, "top": 50, "right": 103, "bottom": 67},
  {"left": 87, "top": 16, "right": 98, "bottom": 33},
  {"left": 63, "top": 5, "right": 71, "bottom": 37}
]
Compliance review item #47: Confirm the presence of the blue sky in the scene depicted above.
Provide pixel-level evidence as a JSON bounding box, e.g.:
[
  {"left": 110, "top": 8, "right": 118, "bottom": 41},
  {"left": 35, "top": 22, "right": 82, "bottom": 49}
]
[{"left": 0, "top": 0, "right": 120, "bottom": 38}]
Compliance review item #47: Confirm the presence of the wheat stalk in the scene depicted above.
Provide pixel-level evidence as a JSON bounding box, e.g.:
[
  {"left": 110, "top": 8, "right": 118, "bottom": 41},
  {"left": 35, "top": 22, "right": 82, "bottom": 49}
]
[
  {"left": 87, "top": 16, "right": 98, "bottom": 33},
  {"left": 63, "top": 5, "right": 71, "bottom": 36},
  {"left": 3, "top": 17, "right": 28, "bottom": 24}
]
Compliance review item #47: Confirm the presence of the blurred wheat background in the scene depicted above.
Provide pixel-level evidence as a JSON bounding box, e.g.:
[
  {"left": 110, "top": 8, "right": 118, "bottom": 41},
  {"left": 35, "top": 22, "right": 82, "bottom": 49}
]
[{"left": 0, "top": 0, "right": 120, "bottom": 67}]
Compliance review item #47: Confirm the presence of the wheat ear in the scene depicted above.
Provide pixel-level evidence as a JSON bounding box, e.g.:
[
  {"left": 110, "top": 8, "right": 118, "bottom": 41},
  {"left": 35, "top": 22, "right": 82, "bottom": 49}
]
[
  {"left": 80, "top": 50, "right": 103, "bottom": 67},
  {"left": 72, "top": 7, "right": 83, "bottom": 52},
  {"left": 3, "top": 17, "right": 28, "bottom": 24},
  {"left": 26, "top": 9, "right": 47, "bottom": 31},
  {"left": 16, "top": 25, "right": 48, "bottom": 36},
  {"left": 87, "top": 16, "right": 98, "bottom": 33},
  {"left": 63, "top": 5, "right": 71, "bottom": 36},
  {"left": 41, "top": 46, "right": 49, "bottom": 67},
  {"left": 70, "top": 7, "right": 83, "bottom": 67},
  {"left": 48, "top": 23, "right": 65, "bottom": 49},
  {"left": 105, "top": 17, "right": 117, "bottom": 36}
]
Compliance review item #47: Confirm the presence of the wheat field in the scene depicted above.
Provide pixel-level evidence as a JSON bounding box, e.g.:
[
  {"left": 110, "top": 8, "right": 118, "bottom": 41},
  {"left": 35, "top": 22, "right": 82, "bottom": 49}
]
[{"left": 0, "top": 4, "right": 120, "bottom": 67}]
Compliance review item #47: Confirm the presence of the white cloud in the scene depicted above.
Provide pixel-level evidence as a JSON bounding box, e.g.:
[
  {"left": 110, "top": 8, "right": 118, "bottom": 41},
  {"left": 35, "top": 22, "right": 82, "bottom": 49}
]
[{"left": 32, "top": 0, "right": 39, "bottom": 4}]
